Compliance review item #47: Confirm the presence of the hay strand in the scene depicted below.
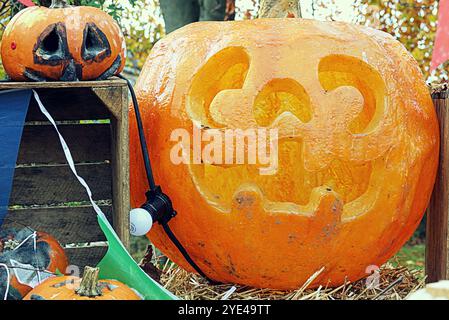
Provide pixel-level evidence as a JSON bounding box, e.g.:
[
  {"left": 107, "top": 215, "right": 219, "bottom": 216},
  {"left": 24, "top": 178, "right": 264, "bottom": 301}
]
[{"left": 156, "top": 259, "right": 424, "bottom": 300}]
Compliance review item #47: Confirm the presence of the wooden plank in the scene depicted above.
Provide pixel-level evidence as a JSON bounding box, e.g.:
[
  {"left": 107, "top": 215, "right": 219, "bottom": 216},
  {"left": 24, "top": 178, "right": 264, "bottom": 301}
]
[
  {"left": 66, "top": 246, "right": 109, "bottom": 269},
  {"left": 426, "top": 86, "right": 449, "bottom": 283},
  {"left": 110, "top": 87, "right": 130, "bottom": 249},
  {"left": 26, "top": 88, "right": 111, "bottom": 121},
  {"left": 2, "top": 205, "right": 112, "bottom": 245},
  {"left": 93, "top": 87, "right": 124, "bottom": 119},
  {"left": 18, "top": 124, "right": 111, "bottom": 164},
  {"left": 10, "top": 163, "right": 112, "bottom": 206},
  {"left": 0, "top": 77, "right": 127, "bottom": 90}
]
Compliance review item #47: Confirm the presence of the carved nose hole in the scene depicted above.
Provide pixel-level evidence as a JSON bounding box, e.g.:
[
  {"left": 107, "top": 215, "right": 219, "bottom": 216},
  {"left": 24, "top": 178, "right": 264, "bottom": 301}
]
[
  {"left": 318, "top": 55, "right": 385, "bottom": 134},
  {"left": 254, "top": 78, "right": 312, "bottom": 127},
  {"left": 33, "top": 23, "right": 69, "bottom": 65},
  {"left": 82, "top": 23, "right": 111, "bottom": 62}
]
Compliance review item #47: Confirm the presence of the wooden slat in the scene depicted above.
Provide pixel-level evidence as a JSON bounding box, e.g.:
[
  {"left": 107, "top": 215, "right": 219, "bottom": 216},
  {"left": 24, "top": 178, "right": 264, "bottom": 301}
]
[
  {"left": 109, "top": 88, "right": 131, "bottom": 249},
  {"left": 3, "top": 205, "right": 112, "bottom": 244},
  {"left": 10, "top": 163, "right": 111, "bottom": 206},
  {"left": 18, "top": 124, "right": 111, "bottom": 164},
  {"left": 66, "top": 246, "right": 109, "bottom": 269},
  {"left": 426, "top": 88, "right": 449, "bottom": 283},
  {"left": 0, "top": 77, "right": 127, "bottom": 90},
  {"left": 25, "top": 88, "right": 111, "bottom": 121}
]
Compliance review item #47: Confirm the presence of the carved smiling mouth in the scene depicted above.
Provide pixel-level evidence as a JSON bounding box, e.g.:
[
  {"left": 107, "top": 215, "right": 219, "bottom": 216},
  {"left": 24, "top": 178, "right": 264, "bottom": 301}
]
[
  {"left": 186, "top": 47, "right": 391, "bottom": 220},
  {"left": 187, "top": 140, "right": 374, "bottom": 217}
]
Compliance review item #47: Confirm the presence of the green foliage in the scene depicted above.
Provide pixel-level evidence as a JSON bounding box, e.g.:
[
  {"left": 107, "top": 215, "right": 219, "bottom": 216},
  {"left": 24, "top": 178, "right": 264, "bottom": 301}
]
[
  {"left": 359, "top": 0, "right": 447, "bottom": 82},
  {"left": 31, "top": 0, "right": 130, "bottom": 23},
  {"left": 121, "top": 0, "right": 164, "bottom": 70}
]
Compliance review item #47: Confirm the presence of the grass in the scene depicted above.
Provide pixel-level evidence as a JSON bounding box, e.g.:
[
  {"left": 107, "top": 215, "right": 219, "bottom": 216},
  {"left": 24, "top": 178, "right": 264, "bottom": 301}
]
[
  {"left": 130, "top": 235, "right": 151, "bottom": 262},
  {"left": 393, "top": 244, "right": 425, "bottom": 273}
]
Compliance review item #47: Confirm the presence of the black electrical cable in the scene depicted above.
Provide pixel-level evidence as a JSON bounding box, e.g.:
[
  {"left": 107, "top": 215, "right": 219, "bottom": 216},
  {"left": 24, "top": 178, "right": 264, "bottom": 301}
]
[
  {"left": 162, "top": 223, "right": 217, "bottom": 283},
  {"left": 119, "top": 74, "right": 217, "bottom": 284},
  {"left": 117, "top": 74, "right": 156, "bottom": 191}
]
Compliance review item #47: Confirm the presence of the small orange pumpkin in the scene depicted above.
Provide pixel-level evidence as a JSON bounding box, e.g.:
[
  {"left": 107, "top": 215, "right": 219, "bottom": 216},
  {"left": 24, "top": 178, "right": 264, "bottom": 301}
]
[
  {"left": 0, "top": 228, "right": 68, "bottom": 299},
  {"left": 0, "top": 0, "right": 126, "bottom": 81},
  {"left": 130, "top": 19, "right": 439, "bottom": 289},
  {"left": 24, "top": 266, "right": 142, "bottom": 300}
]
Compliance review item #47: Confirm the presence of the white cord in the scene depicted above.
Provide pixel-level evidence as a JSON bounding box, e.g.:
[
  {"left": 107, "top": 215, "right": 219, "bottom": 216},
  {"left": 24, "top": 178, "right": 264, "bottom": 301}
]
[
  {"left": 0, "top": 263, "right": 10, "bottom": 300},
  {"left": 11, "top": 231, "right": 36, "bottom": 252}
]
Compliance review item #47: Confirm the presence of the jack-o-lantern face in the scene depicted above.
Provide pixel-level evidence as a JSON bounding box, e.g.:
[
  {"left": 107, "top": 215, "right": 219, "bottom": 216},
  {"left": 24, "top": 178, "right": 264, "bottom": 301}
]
[
  {"left": 1, "top": 4, "right": 125, "bottom": 81},
  {"left": 130, "top": 19, "right": 439, "bottom": 289}
]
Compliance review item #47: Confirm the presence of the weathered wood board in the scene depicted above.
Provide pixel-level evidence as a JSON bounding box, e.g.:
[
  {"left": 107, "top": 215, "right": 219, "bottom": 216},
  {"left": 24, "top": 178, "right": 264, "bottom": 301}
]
[
  {"left": 18, "top": 124, "right": 111, "bottom": 164},
  {"left": 3, "top": 205, "right": 112, "bottom": 244},
  {"left": 10, "top": 164, "right": 112, "bottom": 206}
]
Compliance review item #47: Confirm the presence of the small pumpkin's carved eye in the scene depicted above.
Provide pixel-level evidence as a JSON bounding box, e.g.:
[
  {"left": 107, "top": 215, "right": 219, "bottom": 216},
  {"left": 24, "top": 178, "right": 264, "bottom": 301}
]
[
  {"left": 82, "top": 23, "right": 111, "bottom": 63},
  {"left": 33, "top": 23, "right": 69, "bottom": 65}
]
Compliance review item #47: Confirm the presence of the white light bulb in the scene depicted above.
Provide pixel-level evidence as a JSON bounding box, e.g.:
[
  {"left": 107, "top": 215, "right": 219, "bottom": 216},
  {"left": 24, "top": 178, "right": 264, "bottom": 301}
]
[{"left": 130, "top": 208, "right": 153, "bottom": 236}]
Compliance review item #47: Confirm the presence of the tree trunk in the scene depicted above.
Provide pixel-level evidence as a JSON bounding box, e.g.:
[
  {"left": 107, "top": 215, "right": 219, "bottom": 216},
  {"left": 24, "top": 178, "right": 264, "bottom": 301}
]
[
  {"left": 160, "top": 0, "right": 227, "bottom": 34},
  {"left": 199, "top": 0, "right": 227, "bottom": 21},
  {"left": 225, "top": 0, "right": 236, "bottom": 21}
]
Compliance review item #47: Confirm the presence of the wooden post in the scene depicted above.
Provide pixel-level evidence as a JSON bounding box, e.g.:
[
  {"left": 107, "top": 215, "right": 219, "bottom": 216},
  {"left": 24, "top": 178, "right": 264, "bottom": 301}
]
[
  {"left": 426, "top": 84, "right": 449, "bottom": 283},
  {"left": 92, "top": 86, "right": 130, "bottom": 249}
]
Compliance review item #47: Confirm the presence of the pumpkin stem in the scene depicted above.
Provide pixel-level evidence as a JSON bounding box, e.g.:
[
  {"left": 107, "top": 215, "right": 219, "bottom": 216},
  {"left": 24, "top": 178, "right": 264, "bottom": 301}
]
[
  {"left": 258, "top": 0, "right": 302, "bottom": 18},
  {"left": 76, "top": 266, "right": 103, "bottom": 298},
  {"left": 50, "top": 0, "right": 70, "bottom": 8}
]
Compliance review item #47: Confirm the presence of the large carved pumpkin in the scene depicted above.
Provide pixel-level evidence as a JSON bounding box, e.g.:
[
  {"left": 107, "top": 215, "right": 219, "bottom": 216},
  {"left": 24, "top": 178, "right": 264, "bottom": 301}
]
[
  {"left": 130, "top": 19, "right": 439, "bottom": 289},
  {"left": 0, "top": 0, "right": 125, "bottom": 81}
]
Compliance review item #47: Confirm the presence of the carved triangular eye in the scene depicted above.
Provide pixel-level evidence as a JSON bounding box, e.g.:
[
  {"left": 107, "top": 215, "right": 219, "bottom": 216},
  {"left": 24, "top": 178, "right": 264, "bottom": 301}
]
[
  {"left": 82, "top": 23, "right": 111, "bottom": 62},
  {"left": 33, "top": 23, "right": 69, "bottom": 65}
]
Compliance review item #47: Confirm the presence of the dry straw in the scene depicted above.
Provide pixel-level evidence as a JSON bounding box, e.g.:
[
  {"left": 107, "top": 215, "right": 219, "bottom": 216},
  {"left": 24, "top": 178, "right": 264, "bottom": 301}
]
[{"left": 157, "top": 257, "right": 424, "bottom": 300}]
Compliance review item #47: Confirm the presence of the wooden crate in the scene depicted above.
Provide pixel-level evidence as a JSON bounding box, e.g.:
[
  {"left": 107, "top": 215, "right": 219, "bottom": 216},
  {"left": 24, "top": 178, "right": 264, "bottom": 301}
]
[{"left": 0, "top": 78, "right": 130, "bottom": 269}]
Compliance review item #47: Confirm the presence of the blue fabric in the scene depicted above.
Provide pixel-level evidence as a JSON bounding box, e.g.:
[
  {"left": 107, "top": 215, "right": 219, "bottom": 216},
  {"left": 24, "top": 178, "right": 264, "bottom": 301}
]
[{"left": 0, "top": 89, "right": 32, "bottom": 226}]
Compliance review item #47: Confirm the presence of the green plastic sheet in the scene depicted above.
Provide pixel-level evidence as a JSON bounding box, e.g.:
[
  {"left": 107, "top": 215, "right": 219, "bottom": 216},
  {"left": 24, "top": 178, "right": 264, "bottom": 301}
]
[{"left": 96, "top": 217, "right": 177, "bottom": 300}]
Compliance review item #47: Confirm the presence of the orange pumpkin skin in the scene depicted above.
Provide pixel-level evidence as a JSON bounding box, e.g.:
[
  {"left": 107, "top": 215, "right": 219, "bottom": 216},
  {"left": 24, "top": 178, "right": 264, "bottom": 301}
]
[
  {"left": 130, "top": 19, "right": 439, "bottom": 289},
  {"left": 1, "top": 5, "right": 125, "bottom": 81},
  {"left": 23, "top": 276, "right": 141, "bottom": 300}
]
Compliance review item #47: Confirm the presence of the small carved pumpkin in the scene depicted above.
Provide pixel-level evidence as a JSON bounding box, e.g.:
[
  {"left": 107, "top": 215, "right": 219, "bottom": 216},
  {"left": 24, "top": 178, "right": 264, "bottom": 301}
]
[
  {"left": 0, "top": 228, "right": 68, "bottom": 299},
  {"left": 0, "top": 0, "right": 126, "bottom": 81},
  {"left": 24, "top": 266, "right": 142, "bottom": 300},
  {"left": 129, "top": 19, "right": 439, "bottom": 289}
]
